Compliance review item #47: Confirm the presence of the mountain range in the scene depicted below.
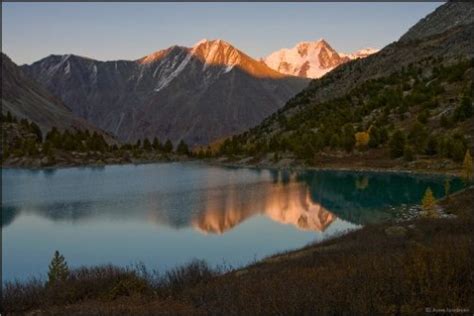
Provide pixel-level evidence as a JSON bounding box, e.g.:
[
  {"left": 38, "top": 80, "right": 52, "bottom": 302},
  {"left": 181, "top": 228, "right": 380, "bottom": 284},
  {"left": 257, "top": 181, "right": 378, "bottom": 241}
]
[
  {"left": 21, "top": 40, "right": 309, "bottom": 146},
  {"left": 5, "top": 2, "right": 462, "bottom": 153},
  {"left": 17, "top": 37, "right": 376, "bottom": 146}
]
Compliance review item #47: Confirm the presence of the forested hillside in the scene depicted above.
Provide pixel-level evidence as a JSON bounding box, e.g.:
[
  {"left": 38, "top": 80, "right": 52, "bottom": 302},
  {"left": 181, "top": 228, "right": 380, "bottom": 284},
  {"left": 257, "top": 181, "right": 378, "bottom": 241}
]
[{"left": 214, "top": 2, "right": 474, "bottom": 171}]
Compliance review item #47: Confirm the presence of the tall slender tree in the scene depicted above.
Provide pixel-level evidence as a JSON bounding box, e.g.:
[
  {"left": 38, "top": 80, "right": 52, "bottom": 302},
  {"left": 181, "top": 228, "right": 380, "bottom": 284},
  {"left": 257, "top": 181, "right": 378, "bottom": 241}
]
[{"left": 47, "top": 250, "right": 69, "bottom": 285}]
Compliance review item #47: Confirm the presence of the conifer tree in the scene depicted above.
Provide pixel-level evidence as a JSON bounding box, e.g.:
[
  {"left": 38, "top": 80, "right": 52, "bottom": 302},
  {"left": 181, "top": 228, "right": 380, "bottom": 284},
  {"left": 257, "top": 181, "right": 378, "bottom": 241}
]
[
  {"left": 152, "top": 137, "right": 162, "bottom": 151},
  {"left": 143, "top": 138, "right": 152, "bottom": 151},
  {"left": 176, "top": 140, "right": 189, "bottom": 155},
  {"left": 389, "top": 130, "right": 406, "bottom": 158},
  {"left": 47, "top": 250, "right": 69, "bottom": 285},
  {"left": 30, "top": 122, "right": 43, "bottom": 142},
  {"left": 163, "top": 139, "right": 173, "bottom": 153}
]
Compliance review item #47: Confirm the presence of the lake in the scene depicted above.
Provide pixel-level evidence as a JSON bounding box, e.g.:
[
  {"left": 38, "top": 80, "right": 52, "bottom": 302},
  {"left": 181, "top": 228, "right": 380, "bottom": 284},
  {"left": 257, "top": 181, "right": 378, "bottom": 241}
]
[{"left": 1, "top": 162, "right": 463, "bottom": 281}]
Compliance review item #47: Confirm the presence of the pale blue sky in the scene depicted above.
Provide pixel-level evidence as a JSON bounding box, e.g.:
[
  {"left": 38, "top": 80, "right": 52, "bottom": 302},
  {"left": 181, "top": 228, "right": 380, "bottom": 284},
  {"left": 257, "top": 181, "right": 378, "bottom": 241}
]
[{"left": 2, "top": 2, "right": 442, "bottom": 65}]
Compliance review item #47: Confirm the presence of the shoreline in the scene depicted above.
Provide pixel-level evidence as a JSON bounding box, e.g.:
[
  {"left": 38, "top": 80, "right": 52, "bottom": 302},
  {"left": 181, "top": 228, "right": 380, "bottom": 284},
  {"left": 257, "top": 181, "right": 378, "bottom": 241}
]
[
  {"left": 4, "top": 186, "right": 472, "bottom": 314},
  {"left": 2, "top": 156, "right": 462, "bottom": 177},
  {"left": 204, "top": 158, "right": 462, "bottom": 177},
  {"left": 1, "top": 155, "right": 195, "bottom": 171}
]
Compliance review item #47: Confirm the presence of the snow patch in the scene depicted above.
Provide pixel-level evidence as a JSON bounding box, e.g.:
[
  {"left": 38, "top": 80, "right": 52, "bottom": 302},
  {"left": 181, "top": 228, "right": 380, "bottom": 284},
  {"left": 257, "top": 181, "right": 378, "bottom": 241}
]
[{"left": 154, "top": 52, "right": 193, "bottom": 92}]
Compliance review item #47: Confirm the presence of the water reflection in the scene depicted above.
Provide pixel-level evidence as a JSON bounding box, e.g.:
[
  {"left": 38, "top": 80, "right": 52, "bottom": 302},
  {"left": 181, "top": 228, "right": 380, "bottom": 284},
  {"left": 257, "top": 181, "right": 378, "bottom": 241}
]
[
  {"left": 2, "top": 163, "right": 467, "bottom": 281},
  {"left": 192, "top": 182, "right": 335, "bottom": 234},
  {"left": 2, "top": 165, "right": 464, "bottom": 234}
]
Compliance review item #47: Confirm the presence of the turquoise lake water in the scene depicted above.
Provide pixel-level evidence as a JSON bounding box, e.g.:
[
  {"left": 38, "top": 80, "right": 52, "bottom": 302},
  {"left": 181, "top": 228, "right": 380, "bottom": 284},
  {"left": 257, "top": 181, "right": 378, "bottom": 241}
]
[{"left": 1, "top": 162, "right": 464, "bottom": 281}]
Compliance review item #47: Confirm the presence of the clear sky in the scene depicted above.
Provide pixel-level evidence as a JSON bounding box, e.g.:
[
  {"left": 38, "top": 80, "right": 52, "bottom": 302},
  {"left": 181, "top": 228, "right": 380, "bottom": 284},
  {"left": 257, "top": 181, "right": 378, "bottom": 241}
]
[{"left": 2, "top": 2, "right": 442, "bottom": 65}]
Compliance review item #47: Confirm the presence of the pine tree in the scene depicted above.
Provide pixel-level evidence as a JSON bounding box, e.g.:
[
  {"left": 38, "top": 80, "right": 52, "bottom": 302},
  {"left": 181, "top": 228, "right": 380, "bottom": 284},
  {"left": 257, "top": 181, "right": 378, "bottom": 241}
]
[
  {"left": 143, "top": 138, "right": 152, "bottom": 151},
  {"left": 47, "top": 250, "right": 69, "bottom": 285},
  {"left": 135, "top": 139, "right": 142, "bottom": 150},
  {"left": 152, "top": 137, "right": 162, "bottom": 151},
  {"left": 6, "top": 111, "right": 13, "bottom": 123},
  {"left": 389, "top": 130, "right": 406, "bottom": 158},
  {"left": 30, "top": 122, "right": 43, "bottom": 142},
  {"left": 462, "top": 149, "right": 473, "bottom": 183},
  {"left": 163, "top": 139, "right": 173, "bottom": 153},
  {"left": 421, "top": 187, "right": 437, "bottom": 218},
  {"left": 176, "top": 140, "right": 189, "bottom": 155}
]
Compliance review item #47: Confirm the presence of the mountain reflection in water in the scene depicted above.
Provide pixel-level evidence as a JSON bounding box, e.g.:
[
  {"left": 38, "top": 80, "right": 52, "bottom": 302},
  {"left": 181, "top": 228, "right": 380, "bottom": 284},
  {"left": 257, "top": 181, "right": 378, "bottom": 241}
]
[
  {"left": 3, "top": 163, "right": 467, "bottom": 281},
  {"left": 2, "top": 164, "right": 465, "bottom": 235},
  {"left": 191, "top": 181, "right": 335, "bottom": 234}
]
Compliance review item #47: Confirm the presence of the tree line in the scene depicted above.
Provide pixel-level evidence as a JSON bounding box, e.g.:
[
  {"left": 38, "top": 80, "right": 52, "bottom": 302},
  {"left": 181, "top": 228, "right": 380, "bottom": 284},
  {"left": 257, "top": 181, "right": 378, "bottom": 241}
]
[{"left": 1, "top": 111, "right": 191, "bottom": 161}]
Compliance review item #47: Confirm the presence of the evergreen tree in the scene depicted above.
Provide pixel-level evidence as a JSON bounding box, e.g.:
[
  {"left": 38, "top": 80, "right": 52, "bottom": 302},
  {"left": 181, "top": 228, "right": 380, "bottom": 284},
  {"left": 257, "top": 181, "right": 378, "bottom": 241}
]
[
  {"left": 152, "top": 137, "right": 162, "bottom": 151},
  {"left": 389, "top": 130, "right": 406, "bottom": 158},
  {"left": 163, "top": 139, "right": 173, "bottom": 153},
  {"left": 408, "top": 122, "right": 428, "bottom": 153},
  {"left": 6, "top": 111, "right": 13, "bottom": 123},
  {"left": 46, "top": 127, "right": 61, "bottom": 148},
  {"left": 30, "top": 122, "right": 43, "bottom": 142},
  {"left": 329, "top": 134, "right": 341, "bottom": 149},
  {"left": 143, "top": 138, "right": 152, "bottom": 151},
  {"left": 135, "top": 139, "right": 142, "bottom": 150},
  {"left": 176, "top": 140, "right": 189, "bottom": 155},
  {"left": 47, "top": 250, "right": 69, "bottom": 285},
  {"left": 425, "top": 136, "right": 438, "bottom": 156},
  {"left": 450, "top": 138, "right": 466, "bottom": 162},
  {"left": 342, "top": 125, "right": 355, "bottom": 152},
  {"left": 453, "top": 95, "right": 473, "bottom": 122}
]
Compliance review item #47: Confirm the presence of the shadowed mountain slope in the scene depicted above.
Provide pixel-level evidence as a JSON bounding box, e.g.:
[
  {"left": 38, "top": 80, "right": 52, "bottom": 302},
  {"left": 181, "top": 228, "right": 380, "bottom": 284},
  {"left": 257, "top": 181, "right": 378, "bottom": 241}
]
[
  {"left": 23, "top": 40, "right": 309, "bottom": 146},
  {"left": 2, "top": 53, "right": 109, "bottom": 136}
]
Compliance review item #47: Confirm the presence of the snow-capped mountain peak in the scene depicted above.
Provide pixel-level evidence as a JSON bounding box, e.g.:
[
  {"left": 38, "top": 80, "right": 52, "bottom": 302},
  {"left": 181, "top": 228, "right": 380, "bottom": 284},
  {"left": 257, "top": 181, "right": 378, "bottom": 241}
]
[
  {"left": 191, "top": 39, "right": 243, "bottom": 67},
  {"left": 263, "top": 39, "right": 378, "bottom": 79},
  {"left": 340, "top": 47, "right": 379, "bottom": 60},
  {"left": 190, "top": 39, "right": 285, "bottom": 78}
]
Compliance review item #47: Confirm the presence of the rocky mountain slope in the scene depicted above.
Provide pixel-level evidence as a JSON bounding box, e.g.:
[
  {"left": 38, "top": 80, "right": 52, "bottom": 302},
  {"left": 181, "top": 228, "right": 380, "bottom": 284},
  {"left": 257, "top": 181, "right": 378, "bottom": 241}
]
[
  {"left": 217, "top": 1, "right": 474, "bottom": 170},
  {"left": 23, "top": 40, "right": 309, "bottom": 146},
  {"left": 262, "top": 39, "right": 377, "bottom": 79},
  {"left": 1, "top": 53, "right": 107, "bottom": 136}
]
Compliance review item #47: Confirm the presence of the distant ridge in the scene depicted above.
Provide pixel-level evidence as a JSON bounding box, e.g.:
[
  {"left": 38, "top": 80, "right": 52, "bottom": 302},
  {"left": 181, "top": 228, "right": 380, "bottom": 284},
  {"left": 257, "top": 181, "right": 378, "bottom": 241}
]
[{"left": 22, "top": 39, "right": 309, "bottom": 146}]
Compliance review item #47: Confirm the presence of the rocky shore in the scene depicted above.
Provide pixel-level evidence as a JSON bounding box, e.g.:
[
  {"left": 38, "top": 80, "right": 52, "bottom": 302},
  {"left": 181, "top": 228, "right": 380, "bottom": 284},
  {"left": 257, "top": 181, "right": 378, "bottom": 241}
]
[{"left": 2, "top": 151, "right": 192, "bottom": 169}]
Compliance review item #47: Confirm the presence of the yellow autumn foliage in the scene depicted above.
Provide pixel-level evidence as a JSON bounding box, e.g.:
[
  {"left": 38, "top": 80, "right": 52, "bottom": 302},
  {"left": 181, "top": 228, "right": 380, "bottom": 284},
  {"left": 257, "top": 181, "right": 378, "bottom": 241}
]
[
  {"left": 421, "top": 187, "right": 438, "bottom": 218},
  {"left": 355, "top": 132, "right": 370, "bottom": 148}
]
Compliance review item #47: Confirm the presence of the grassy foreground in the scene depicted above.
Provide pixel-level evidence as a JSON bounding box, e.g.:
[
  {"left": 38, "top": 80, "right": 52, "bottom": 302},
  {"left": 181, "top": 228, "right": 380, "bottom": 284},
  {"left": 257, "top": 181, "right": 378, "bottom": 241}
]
[{"left": 3, "top": 188, "right": 473, "bottom": 315}]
